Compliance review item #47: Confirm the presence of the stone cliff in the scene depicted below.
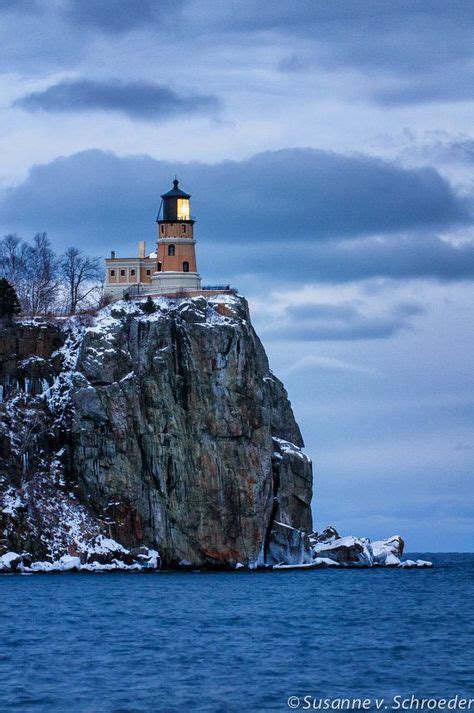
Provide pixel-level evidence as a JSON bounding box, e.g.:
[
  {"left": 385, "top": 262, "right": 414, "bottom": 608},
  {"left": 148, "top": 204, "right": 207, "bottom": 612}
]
[{"left": 0, "top": 294, "right": 313, "bottom": 570}]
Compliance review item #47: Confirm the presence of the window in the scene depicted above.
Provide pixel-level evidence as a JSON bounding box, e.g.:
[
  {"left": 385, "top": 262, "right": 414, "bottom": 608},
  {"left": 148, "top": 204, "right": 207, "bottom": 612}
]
[
  {"left": 161, "top": 225, "right": 164, "bottom": 234},
  {"left": 183, "top": 261, "right": 189, "bottom": 273},
  {"left": 110, "top": 269, "right": 115, "bottom": 277},
  {"left": 157, "top": 262, "right": 162, "bottom": 272},
  {"left": 130, "top": 269, "right": 136, "bottom": 277},
  {"left": 177, "top": 198, "right": 190, "bottom": 220},
  {"left": 168, "top": 245, "right": 175, "bottom": 256},
  {"left": 146, "top": 269, "right": 151, "bottom": 276},
  {"left": 182, "top": 224, "right": 186, "bottom": 234},
  {"left": 120, "top": 269, "right": 125, "bottom": 277}
]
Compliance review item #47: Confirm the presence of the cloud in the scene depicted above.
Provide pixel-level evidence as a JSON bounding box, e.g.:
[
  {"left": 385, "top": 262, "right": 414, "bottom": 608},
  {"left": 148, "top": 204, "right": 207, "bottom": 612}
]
[
  {"left": 272, "top": 3, "right": 472, "bottom": 70},
  {"left": 212, "top": 233, "right": 474, "bottom": 284},
  {"left": 373, "top": 74, "right": 474, "bottom": 106},
  {"left": 199, "top": 150, "right": 468, "bottom": 241},
  {"left": 0, "top": 4, "right": 81, "bottom": 72},
  {"left": 14, "top": 79, "right": 221, "bottom": 121},
  {"left": 0, "top": 0, "right": 37, "bottom": 10},
  {"left": 1, "top": 1, "right": 473, "bottom": 110},
  {"left": 281, "top": 355, "right": 378, "bottom": 376},
  {"left": 260, "top": 2, "right": 474, "bottom": 105},
  {"left": 0, "top": 147, "right": 468, "bottom": 245},
  {"left": 445, "top": 139, "right": 474, "bottom": 163},
  {"left": 419, "top": 136, "right": 474, "bottom": 165},
  {"left": 0, "top": 0, "right": 184, "bottom": 72},
  {"left": 59, "top": 0, "right": 174, "bottom": 34},
  {"left": 0, "top": 148, "right": 472, "bottom": 285},
  {"left": 259, "top": 301, "right": 424, "bottom": 342}
]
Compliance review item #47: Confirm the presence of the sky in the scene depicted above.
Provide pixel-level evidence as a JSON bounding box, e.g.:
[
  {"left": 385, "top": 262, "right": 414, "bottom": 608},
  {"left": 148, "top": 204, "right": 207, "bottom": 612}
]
[{"left": 0, "top": 0, "right": 472, "bottom": 551}]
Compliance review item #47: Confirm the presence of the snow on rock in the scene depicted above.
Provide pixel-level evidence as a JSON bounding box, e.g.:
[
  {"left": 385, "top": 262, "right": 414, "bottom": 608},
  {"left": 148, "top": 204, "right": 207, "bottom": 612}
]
[
  {"left": 0, "top": 552, "right": 22, "bottom": 571},
  {"left": 56, "top": 555, "right": 81, "bottom": 571},
  {"left": 309, "top": 527, "right": 432, "bottom": 568},
  {"left": 272, "top": 437, "right": 311, "bottom": 463},
  {"left": 399, "top": 559, "right": 433, "bottom": 568},
  {"left": 179, "top": 559, "right": 193, "bottom": 568},
  {"left": 273, "top": 558, "right": 340, "bottom": 570},
  {"left": 371, "top": 535, "right": 404, "bottom": 565},
  {"left": 313, "top": 557, "right": 341, "bottom": 567},
  {"left": 140, "top": 549, "right": 160, "bottom": 569},
  {"left": 310, "top": 530, "right": 373, "bottom": 566},
  {"left": 1, "top": 488, "right": 24, "bottom": 516},
  {"left": 28, "top": 560, "right": 55, "bottom": 572},
  {"left": 0, "top": 544, "right": 161, "bottom": 573},
  {"left": 265, "top": 520, "right": 313, "bottom": 567}
]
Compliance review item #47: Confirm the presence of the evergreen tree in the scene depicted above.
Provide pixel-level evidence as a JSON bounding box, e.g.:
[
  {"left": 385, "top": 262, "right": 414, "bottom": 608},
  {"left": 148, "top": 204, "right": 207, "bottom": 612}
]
[
  {"left": 141, "top": 296, "right": 157, "bottom": 314},
  {"left": 0, "top": 278, "right": 21, "bottom": 322}
]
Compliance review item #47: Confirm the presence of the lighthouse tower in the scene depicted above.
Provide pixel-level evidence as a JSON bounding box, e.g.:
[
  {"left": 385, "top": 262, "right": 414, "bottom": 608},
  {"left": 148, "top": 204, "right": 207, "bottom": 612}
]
[{"left": 151, "top": 179, "right": 202, "bottom": 294}]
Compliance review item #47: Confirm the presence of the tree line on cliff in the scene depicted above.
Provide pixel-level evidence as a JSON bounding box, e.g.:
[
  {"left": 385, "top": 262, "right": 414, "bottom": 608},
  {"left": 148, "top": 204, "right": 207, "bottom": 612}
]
[{"left": 0, "top": 233, "right": 105, "bottom": 317}]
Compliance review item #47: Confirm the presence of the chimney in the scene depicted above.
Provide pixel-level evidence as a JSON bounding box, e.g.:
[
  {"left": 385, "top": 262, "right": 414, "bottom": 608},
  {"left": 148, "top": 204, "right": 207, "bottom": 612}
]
[
  {"left": 111, "top": 250, "right": 116, "bottom": 259},
  {"left": 138, "top": 241, "right": 146, "bottom": 258}
]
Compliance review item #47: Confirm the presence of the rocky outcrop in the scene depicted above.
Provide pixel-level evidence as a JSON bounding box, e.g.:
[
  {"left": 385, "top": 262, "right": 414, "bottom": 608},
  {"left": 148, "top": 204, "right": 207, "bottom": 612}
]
[
  {"left": 306, "top": 527, "right": 432, "bottom": 568},
  {"left": 0, "top": 294, "right": 313, "bottom": 570}
]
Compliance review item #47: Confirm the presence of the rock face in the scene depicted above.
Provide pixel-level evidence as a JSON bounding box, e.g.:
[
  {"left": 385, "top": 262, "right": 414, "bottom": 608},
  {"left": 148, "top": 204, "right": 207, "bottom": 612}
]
[{"left": 0, "top": 295, "right": 313, "bottom": 569}]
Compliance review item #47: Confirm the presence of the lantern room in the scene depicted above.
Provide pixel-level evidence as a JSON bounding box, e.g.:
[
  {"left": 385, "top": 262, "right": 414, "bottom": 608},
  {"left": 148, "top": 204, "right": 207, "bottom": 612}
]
[{"left": 159, "top": 179, "right": 193, "bottom": 223}]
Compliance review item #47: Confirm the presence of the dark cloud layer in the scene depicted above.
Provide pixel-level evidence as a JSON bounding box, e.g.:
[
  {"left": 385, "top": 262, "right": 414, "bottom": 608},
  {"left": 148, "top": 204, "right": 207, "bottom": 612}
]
[
  {"left": 237, "top": 1, "right": 474, "bottom": 69},
  {"left": 0, "top": 0, "right": 181, "bottom": 72},
  {"left": 0, "top": 148, "right": 472, "bottom": 284},
  {"left": 60, "top": 0, "right": 174, "bottom": 34},
  {"left": 239, "top": 1, "right": 474, "bottom": 104},
  {"left": 1, "top": 0, "right": 473, "bottom": 106},
  {"left": 373, "top": 75, "right": 474, "bottom": 106},
  {"left": 15, "top": 80, "right": 221, "bottom": 121},
  {"left": 215, "top": 234, "right": 474, "bottom": 284},
  {"left": 227, "top": 1, "right": 474, "bottom": 106},
  {"left": 1, "top": 147, "right": 465, "bottom": 237},
  {"left": 262, "top": 302, "right": 424, "bottom": 341}
]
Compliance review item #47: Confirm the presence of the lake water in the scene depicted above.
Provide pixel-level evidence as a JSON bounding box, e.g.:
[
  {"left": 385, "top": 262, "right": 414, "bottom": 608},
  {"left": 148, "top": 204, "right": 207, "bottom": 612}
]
[{"left": 0, "top": 554, "right": 472, "bottom": 712}]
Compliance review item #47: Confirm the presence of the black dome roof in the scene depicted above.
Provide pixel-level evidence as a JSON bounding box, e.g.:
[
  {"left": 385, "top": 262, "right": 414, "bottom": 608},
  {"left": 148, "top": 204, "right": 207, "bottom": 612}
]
[{"left": 161, "top": 179, "right": 191, "bottom": 199}]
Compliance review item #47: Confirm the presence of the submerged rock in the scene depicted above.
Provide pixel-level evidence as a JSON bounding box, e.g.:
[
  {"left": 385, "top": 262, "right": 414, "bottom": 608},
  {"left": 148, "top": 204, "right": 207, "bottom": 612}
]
[{"left": 0, "top": 294, "right": 313, "bottom": 571}]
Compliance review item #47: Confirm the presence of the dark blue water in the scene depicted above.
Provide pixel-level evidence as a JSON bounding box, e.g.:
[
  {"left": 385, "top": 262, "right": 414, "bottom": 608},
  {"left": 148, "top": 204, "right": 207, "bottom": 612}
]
[{"left": 0, "top": 554, "right": 472, "bottom": 712}]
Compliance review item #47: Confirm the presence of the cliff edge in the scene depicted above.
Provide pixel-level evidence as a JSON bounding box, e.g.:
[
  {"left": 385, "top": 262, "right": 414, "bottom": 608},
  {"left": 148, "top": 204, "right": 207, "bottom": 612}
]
[{"left": 0, "top": 294, "right": 313, "bottom": 570}]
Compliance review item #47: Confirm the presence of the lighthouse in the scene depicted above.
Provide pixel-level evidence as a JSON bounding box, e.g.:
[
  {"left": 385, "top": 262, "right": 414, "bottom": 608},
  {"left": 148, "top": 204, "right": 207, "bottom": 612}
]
[
  {"left": 105, "top": 177, "right": 232, "bottom": 300},
  {"left": 151, "top": 179, "right": 202, "bottom": 294}
]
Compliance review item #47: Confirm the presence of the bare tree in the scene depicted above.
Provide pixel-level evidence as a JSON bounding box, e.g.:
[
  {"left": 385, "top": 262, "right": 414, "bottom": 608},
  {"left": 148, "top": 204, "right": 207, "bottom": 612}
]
[
  {"left": 60, "top": 247, "right": 103, "bottom": 314},
  {"left": 0, "top": 233, "right": 60, "bottom": 315},
  {"left": 2, "top": 236, "right": 104, "bottom": 316},
  {"left": 0, "top": 234, "right": 29, "bottom": 307},
  {"left": 25, "top": 233, "right": 60, "bottom": 315}
]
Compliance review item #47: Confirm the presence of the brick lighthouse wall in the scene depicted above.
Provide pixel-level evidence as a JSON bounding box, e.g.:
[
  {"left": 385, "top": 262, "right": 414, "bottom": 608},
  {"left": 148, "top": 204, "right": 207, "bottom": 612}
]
[{"left": 157, "top": 239, "right": 197, "bottom": 273}]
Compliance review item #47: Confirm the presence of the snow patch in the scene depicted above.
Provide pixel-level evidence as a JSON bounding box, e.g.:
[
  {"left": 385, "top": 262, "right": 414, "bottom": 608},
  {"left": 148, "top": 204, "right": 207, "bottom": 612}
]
[
  {"left": 272, "top": 437, "right": 310, "bottom": 462},
  {"left": 1, "top": 489, "right": 23, "bottom": 516}
]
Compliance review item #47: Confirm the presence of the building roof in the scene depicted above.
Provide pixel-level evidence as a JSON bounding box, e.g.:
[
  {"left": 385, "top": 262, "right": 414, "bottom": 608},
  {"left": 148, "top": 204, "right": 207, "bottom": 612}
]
[
  {"left": 161, "top": 178, "right": 191, "bottom": 199},
  {"left": 105, "top": 255, "right": 156, "bottom": 263}
]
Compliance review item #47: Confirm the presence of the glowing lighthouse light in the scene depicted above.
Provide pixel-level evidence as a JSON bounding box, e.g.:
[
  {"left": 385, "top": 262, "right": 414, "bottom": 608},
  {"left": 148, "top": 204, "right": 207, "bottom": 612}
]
[{"left": 177, "top": 198, "right": 190, "bottom": 221}]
